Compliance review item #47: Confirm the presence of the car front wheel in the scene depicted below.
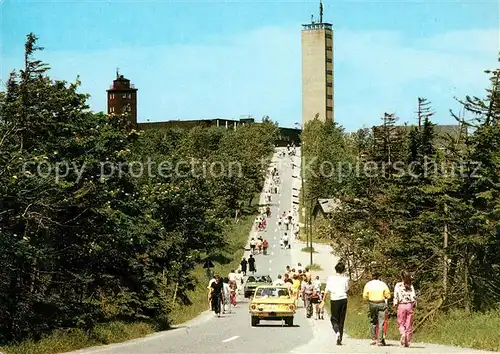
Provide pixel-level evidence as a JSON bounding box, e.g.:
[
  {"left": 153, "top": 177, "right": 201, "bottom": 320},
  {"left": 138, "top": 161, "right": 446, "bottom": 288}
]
[
  {"left": 251, "top": 316, "right": 259, "bottom": 327},
  {"left": 285, "top": 317, "right": 293, "bottom": 326}
]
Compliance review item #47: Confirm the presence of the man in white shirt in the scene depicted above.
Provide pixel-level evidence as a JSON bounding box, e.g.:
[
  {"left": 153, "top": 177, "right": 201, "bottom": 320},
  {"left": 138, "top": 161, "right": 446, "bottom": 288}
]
[
  {"left": 222, "top": 277, "right": 231, "bottom": 313},
  {"left": 249, "top": 238, "right": 256, "bottom": 254},
  {"left": 323, "top": 262, "right": 349, "bottom": 346},
  {"left": 273, "top": 274, "right": 285, "bottom": 286},
  {"left": 297, "top": 263, "right": 305, "bottom": 272},
  {"left": 282, "top": 233, "right": 289, "bottom": 248}
]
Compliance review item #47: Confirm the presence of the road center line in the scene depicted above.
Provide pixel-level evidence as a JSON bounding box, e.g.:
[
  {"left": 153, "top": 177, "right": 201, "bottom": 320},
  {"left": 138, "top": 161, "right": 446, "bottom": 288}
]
[{"left": 222, "top": 335, "right": 240, "bottom": 343}]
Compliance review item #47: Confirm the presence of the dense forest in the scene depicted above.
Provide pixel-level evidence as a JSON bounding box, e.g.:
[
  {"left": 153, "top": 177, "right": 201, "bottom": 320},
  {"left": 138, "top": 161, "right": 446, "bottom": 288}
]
[
  {"left": 302, "top": 63, "right": 500, "bottom": 324},
  {"left": 0, "top": 34, "right": 278, "bottom": 344}
]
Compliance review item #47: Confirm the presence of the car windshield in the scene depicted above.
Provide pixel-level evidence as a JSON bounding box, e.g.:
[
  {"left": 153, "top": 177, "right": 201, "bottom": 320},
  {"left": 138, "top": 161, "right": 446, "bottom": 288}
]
[
  {"left": 254, "top": 287, "right": 289, "bottom": 298},
  {"left": 247, "top": 276, "right": 270, "bottom": 283}
]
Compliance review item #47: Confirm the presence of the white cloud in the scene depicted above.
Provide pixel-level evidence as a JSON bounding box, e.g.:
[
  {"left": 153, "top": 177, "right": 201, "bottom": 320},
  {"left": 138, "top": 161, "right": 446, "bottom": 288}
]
[{"left": 1, "top": 25, "right": 497, "bottom": 131}]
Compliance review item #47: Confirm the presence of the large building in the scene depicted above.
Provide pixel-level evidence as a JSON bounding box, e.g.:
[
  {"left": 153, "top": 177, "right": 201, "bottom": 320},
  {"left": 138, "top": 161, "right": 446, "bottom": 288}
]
[
  {"left": 107, "top": 71, "right": 138, "bottom": 126},
  {"left": 105, "top": 74, "right": 301, "bottom": 146},
  {"left": 301, "top": 2, "right": 334, "bottom": 126},
  {"left": 137, "top": 117, "right": 301, "bottom": 147}
]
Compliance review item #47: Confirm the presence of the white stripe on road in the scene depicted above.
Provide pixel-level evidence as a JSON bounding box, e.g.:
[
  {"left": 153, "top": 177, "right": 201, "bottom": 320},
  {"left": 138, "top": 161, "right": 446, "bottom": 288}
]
[{"left": 222, "top": 336, "right": 239, "bottom": 343}]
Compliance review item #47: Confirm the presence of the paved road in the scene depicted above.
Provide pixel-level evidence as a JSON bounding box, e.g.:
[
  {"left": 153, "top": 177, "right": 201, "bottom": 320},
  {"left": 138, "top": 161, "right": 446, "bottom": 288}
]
[{"left": 68, "top": 148, "right": 312, "bottom": 354}]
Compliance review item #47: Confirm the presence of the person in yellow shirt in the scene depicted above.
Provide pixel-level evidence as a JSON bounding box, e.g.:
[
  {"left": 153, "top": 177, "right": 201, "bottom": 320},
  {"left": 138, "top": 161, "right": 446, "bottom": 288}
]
[
  {"left": 363, "top": 270, "right": 391, "bottom": 346},
  {"left": 291, "top": 274, "right": 301, "bottom": 307}
]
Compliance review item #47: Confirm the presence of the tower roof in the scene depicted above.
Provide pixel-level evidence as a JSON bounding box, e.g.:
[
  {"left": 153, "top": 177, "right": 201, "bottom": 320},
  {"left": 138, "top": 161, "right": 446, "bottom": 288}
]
[
  {"left": 302, "top": 22, "right": 332, "bottom": 30},
  {"left": 107, "top": 72, "right": 137, "bottom": 92}
]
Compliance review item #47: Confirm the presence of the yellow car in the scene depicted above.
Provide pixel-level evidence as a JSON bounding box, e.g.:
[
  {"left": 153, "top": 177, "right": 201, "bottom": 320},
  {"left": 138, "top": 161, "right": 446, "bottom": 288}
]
[{"left": 248, "top": 285, "right": 296, "bottom": 326}]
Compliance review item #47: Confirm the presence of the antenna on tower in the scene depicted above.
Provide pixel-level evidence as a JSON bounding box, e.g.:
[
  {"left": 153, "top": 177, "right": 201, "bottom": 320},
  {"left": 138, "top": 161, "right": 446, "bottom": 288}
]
[
  {"left": 311, "top": 14, "right": 314, "bottom": 24},
  {"left": 116, "top": 67, "right": 120, "bottom": 79},
  {"left": 319, "top": 1, "right": 323, "bottom": 23}
]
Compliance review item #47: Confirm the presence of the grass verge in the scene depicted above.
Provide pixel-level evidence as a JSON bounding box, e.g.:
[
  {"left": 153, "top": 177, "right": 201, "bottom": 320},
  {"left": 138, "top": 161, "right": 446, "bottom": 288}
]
[
  {"left": 415, "top": 307, "right": 500, "bottom": 351},
  {"left": 307, "top": 263, "right": 323, "bottom": 271},
  {"left": 301, "top": 246, "right": 318, "bottom": 253},
  {"left": 0, "top": 322, "right": 155, "bottom": 354},
  {"left": 298, "top": 225, "right": 332, "bottom": 246},
  {"left": 324, "top": 295, "right": 500, "bottom": 352}
]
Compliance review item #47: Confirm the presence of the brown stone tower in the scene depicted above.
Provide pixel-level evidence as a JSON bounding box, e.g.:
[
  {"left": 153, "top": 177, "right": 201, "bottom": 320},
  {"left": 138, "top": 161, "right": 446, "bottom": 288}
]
[
  {"left": 301, "top": 1, "right": 334, "bottom": 126},
  {"left": 107, "top": 70, "right": 138, "bottom": 126}
]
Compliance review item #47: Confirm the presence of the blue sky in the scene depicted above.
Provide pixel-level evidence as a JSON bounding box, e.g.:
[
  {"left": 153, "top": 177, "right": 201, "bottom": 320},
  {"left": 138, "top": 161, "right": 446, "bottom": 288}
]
[{"left": 1, "top": 0, "right": 498, "bottom": 131}]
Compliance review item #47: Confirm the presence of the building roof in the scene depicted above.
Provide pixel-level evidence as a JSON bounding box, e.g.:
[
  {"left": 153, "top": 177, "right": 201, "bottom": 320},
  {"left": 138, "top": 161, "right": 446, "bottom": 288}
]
[
  {"left": 317, "top": 198, "right": 341, "bottom": 214},
  {"left": 302, "top": 23, "right": 332, "bottom": 30}
]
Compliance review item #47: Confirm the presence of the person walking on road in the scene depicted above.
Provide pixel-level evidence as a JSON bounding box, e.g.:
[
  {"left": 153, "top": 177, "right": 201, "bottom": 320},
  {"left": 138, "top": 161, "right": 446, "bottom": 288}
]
[
  {"left": 363, "top": 269, "right": 391, "bottom": 346},
  {"left": 248, "top": 255, "right": 256, "bottom": 274},
  {"left": 291, "top": 274, "right": 301, "bottom": 307},
  {"left": 323, "top": 261, "right": 349, "bottom": 346},
  {"left": 283, "top": 274, "right": 292, "bottom": 290},
  {"left": 394, "top": 270, "right": 417, "bottom": 347},
  {"left": 240, "top": 258, "right": 247, "bottom": 276},
  {"left": 283, "top": 233, "right": 289, "bottom": 249},
  {"left": 207, "top": 276, "right": 216, "bottom": 311},
  {"left": 249, "top": 238, "right": 256, "bottom": 255},
  {"left": 302, "top": 276, "right": 315, "bottom": 318},
  {"left": 229, "top": 281, "right": 237, "bottom": 307},
  {"left": 310, "top": 288, "right": 323, "bottom": 320},
  {"left": 210, "top": 275, "right": 224, "bottom": 317},
  {"left": 312, "top": 275, "right": 321, "bottom": 291},
  {"left": 222, "top": 277, "right": 231, "bottom": 314},
  {"left": 228, "top": 269, "right": 237, "bottom": 288},
  {"left": 263, "top": 239, "right": 269, "bottom": 255},
  {"left": 273, "top": 274, "right": 285, "bottom": 286}
]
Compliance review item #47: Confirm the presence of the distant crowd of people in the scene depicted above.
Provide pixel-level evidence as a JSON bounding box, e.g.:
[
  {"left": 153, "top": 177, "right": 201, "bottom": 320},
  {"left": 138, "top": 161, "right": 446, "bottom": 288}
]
[{"left": 273, "top": 263, "right": 325, "bottom": 320}]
